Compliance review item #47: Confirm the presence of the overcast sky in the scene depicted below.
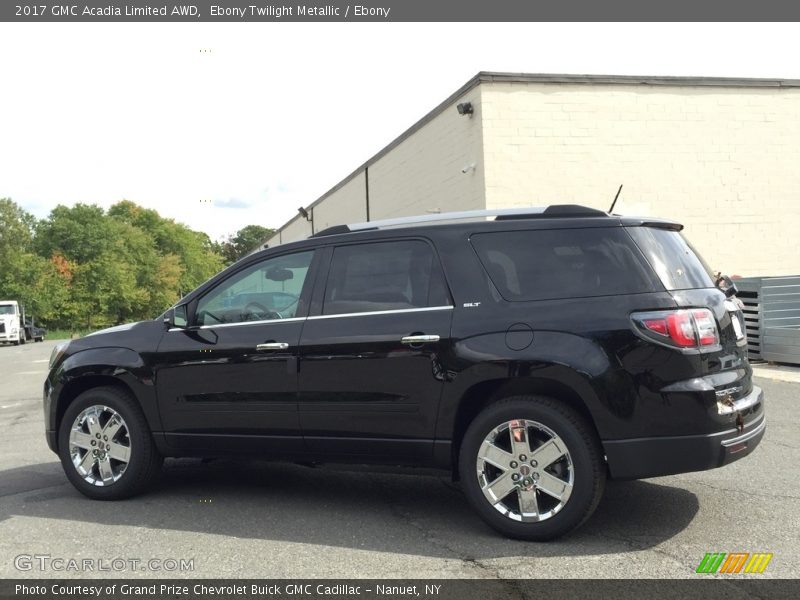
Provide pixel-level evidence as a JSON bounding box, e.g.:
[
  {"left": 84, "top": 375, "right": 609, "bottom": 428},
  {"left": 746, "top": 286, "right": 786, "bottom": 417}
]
[{"left": 0, "top": 23, "right": 797, "bottom": 240}]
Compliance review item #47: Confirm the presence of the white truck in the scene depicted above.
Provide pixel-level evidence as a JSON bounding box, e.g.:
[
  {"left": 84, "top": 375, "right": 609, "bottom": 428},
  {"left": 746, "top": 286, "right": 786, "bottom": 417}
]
[{"left": 0, "top": 300, "right": 27, "bottom": 345}]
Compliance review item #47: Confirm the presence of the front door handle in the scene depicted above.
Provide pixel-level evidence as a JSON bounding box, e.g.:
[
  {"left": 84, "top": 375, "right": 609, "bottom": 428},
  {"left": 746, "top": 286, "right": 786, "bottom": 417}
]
[
  {"left": 256, "top": 342, "right": 289, "bottom": 351},
  {"left": 400, "top": 335, "right": 440, "bottom": 345}
]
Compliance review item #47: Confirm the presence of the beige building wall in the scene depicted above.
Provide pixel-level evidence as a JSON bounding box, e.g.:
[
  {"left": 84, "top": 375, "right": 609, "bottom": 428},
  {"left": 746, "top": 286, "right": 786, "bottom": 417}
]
[
  {"left": 311, "top": 171, "right": 368, "bottom": 232},
  {"left": 480, "top": 81, "right": 800, "bottom": 277},
  {"left": 265, "top": 214, "right": 312, "bottom": 248},
  {"left": 367, "top": 91, "right": 485, "bottom": 219},
  {"left": 267, "top": 91, "right": 486, "bottom": 247}
]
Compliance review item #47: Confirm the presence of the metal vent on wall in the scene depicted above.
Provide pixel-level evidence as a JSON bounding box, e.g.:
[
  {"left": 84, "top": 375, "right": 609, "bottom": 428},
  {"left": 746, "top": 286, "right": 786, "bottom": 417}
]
[
  {"left": 735, "top": 278, "right": 762, "bottom": 360},
  {"left": 736, "top": 276, "right": 800, "bottom": 365}
]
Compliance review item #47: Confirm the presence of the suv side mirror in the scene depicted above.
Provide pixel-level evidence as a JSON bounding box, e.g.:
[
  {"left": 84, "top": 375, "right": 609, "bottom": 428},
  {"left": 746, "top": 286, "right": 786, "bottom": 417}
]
[{"left": 164, "top": 304, "right": 189, "bottom": 329}]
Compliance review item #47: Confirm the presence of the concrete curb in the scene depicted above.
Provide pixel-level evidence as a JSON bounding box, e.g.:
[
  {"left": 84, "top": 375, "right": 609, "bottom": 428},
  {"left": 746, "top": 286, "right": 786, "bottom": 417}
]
[{"left": 752, "top": 364, "right": 800, "bottom": 384}]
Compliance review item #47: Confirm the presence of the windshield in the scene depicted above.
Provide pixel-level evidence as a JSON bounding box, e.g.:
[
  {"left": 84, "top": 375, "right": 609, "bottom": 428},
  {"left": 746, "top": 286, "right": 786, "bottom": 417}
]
[
  {"left": 626, "top": 227, "right": 715, "bottom": 291},
  {"left": 0, "top": 305, "right": 15, "bottom": 315}
]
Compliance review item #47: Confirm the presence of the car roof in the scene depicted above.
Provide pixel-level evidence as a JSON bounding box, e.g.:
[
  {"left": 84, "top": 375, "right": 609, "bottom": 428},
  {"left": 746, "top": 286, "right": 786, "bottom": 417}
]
[{"left": 253, "top": 204, "right": 683, "bottom": 256}]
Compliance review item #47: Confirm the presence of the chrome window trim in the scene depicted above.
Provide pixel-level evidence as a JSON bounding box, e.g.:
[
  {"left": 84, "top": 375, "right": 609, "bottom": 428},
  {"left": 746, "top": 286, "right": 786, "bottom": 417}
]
[
  {"left": 309, "top": 305, "right": 454, "bottom": 320},
  {"left": 168, "top": 316, "right": 306, "bottom": 332},
  {"left": 168, "top": 305, "right": 455, "bottom": 332}
]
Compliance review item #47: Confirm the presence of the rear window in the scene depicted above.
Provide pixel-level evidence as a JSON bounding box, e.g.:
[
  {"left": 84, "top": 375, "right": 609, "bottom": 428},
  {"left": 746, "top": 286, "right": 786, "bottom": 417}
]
[
  {"left": 470, "top": 228, "right": 659, "bottom": 302},
  {"left": 626, "top": 227, "right": 715, "bottom": 291}
]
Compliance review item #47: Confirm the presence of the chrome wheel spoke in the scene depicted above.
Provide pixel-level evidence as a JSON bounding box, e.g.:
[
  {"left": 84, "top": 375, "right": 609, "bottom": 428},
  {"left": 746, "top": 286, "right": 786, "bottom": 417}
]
[
  {"left": 530, "top": 439, "right": 566, "bottom": 469},
  {"left": 482, "top": 472, "right": 516, "bottom": 504},
  {"left": 478, "top": 440, "right": 513, "bottom": 470},
  {"left": 86, "top": 412, "right": 103, "bottom": 438},
  {"left": 102, "top": 417, "right": 123, "bottom": 441},
  {"left": 536, "top": 472, "right": 573, "bottom": 502},
  {"left": 107, "top": 442, "right": 130, "bottom": 463},
  {"left": 509, "top": 420, "right": 531, "bottom": 457},
  {"left": 76, "top": 450, "right": 95, "bottom": 474},
  {"left": 517, "top": 488, "right": 539, "bottom": 517},
  {"left": 70, "top": 431, "right": 94, "bottom": 450},
  {"left": 97, "top": 456, "right": 114, "bottom": 484}
]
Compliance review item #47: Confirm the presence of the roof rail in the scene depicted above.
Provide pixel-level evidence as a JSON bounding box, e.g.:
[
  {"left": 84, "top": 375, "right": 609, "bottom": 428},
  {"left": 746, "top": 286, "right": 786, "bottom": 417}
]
[{"left": 312, "top": 204, "right": 606, "bottom": 237}]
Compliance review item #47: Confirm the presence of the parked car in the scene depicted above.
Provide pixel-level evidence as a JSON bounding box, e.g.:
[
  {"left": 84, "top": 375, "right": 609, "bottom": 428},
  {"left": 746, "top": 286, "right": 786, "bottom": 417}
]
[{"left": 43, "top": 205, "right": 764, "bottom": 540}]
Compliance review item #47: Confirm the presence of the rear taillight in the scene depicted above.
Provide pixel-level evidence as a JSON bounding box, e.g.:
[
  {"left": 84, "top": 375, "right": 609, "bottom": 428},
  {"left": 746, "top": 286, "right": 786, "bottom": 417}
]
[{"left": 633, "top": 308, "right": 720, "bottom": 349}]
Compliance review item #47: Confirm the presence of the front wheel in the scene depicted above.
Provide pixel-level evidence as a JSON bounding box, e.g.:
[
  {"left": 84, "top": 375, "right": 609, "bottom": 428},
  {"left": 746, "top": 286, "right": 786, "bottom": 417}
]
[
  {"left": 459, "top": 395, "right": 605, "bottom": 541},
  {"left": 57, "top": 386, "right": 163, "bottom": 500}
]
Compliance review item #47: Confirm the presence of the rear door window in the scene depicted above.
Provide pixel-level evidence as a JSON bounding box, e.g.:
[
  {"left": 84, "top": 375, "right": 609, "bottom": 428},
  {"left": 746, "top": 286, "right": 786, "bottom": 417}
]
[
  {"left": 626, "top": 227, "right": 715, "bottom": 290},
  {"left": 323, "top": 240, "right": 451, "bottom": 315},
  {"left": 470, "top": 228, "right": 659, "bottom": 301}
]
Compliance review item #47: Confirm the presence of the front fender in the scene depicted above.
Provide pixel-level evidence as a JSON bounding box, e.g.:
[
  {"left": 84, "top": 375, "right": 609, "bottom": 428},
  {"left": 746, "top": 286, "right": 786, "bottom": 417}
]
[{"left": 46, "top": 346, "right": 161, "bottom": 440}]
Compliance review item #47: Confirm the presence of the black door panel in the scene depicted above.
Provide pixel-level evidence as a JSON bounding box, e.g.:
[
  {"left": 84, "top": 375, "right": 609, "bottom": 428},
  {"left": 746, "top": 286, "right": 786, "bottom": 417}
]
[
  {"left": 154, "top": 249, "right": 318, "bottom": 453},
  {"left": 155, "top": 321, "right": 304, "bottom": 452},
  {"left": 298, "top": 308, "right": 452, "bottom": 457}
]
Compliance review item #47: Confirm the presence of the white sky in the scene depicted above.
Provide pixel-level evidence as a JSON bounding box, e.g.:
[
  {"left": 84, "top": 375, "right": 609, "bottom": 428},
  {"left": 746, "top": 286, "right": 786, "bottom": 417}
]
[{"left": 1, "top": 23, "right": 798, "bottom": 241}]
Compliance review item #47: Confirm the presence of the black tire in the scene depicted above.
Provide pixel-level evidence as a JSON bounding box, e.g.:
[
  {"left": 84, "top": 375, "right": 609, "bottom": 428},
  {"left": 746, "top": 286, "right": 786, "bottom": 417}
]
[
  {"left": 459, "top": 395, "right": 605, "bottom": 541},
  {"left": 58, "top": 386, "right": 163, "bottom": 500}
]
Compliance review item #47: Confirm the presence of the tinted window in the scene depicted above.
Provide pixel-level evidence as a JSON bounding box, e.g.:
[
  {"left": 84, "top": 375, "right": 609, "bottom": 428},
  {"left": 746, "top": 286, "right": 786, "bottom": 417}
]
[
  {"left": 195, "top": 251, "right": 314, "bottom": 325},
  {"left": 471, "top": 228, "right": 658, "bottom": 302},
  {"left": 627, "top": 227, "right": 715, "bottom": 290},
  {"left": 323, "top": 240, "right": 450, "bottom": 315}
]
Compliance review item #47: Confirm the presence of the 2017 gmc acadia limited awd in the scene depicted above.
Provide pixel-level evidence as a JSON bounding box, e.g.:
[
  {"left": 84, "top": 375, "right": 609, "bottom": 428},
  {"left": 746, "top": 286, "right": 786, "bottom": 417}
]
[{"left": 44, "top": 205, "right": 765, "bottom": 540}]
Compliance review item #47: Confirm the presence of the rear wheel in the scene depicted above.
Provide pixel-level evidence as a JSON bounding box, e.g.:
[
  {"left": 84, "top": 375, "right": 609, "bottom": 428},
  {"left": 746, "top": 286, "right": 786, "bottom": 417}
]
[
  {"left": 58, "top": 386, "right": 162, "bottom": 500},
  {"left": 459, "top": 395, "right": 605, "bottom": 540}
]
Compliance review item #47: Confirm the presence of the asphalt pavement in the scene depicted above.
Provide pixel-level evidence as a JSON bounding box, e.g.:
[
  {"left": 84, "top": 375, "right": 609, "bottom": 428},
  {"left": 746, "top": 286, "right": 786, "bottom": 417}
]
[{"left": 0, "top": 340, "right": 797, "bottom": 579}]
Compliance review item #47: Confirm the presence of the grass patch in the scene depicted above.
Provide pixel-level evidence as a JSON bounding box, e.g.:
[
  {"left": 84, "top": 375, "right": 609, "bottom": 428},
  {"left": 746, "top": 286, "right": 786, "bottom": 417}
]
[{"left": 46, "top": 329, "right": 93, "bottom": 340}]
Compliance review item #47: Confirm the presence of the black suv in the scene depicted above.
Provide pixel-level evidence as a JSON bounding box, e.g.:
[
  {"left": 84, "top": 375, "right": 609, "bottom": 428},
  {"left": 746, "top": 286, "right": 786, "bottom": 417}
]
[{"left": 44, "top": 205, "right": 765, "bottom": 540}]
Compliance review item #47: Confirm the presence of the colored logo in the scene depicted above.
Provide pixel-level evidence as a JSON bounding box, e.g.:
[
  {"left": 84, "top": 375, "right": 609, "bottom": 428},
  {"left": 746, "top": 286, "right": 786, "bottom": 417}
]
[{"left": 696, "top": 552, "right": 773, "bottom": 574}]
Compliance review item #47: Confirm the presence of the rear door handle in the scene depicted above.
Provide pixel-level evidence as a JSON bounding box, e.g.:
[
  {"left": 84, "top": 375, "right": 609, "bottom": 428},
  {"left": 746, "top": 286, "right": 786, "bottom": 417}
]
[
  {"left": 400, "top": 335, "right": 440, "bottom": 345},
  {"left": 256, "top": 342, "right": 289, "bottom": 351}
]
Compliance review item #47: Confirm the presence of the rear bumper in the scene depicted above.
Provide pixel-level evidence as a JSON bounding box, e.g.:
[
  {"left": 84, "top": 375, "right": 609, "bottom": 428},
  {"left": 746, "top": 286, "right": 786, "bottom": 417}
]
[{"left": 604, "top": 386, "right": 765, "bottom": 480}]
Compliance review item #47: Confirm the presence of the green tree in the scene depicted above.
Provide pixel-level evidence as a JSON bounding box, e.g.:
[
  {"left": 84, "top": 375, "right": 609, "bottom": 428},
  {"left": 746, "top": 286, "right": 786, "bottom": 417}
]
[
  {"left": 0, "top": 198, "right": 36, "bottom": 256},
  {"left": 108, "top": 200, "right": 224, "bottom": 296},
  {"left": 221, "top": 224, "right": 274, "bottom": 263}
]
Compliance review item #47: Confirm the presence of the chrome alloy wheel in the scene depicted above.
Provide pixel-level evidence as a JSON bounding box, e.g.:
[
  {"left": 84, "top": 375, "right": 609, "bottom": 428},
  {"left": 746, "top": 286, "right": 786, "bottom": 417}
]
[
  {"left": 476, "top": 419, "right": 574, "bottom": 522},
  {"left": 68, "top": 405, "right": 131, "bottom": 486}
]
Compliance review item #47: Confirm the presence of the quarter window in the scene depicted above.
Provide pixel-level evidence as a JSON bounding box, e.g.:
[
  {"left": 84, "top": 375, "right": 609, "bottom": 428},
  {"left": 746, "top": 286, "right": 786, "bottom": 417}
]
[
  {"left": 323, "top": 240, "right": 450, "bottom": 315},
  {"left": 195, "top": 251, "right": 314, "bottom": 326},
  {"left": 471, "top": 228, "right": 658, "bottom": 301}
]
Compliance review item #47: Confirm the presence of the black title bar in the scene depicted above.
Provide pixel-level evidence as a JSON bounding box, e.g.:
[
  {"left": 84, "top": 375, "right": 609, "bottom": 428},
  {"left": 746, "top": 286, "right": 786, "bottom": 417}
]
[
  {"left": 3, "top": 0, "right": 800, "bottom": 22},
  {"left": 2, "top": 580, "right": 800, "bottom": 600}
]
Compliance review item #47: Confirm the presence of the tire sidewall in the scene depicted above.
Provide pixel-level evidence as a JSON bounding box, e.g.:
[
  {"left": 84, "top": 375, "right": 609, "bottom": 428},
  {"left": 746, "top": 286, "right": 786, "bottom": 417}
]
[
  {"left": 459, "top": 397, "right": 602, "bottom": 540},
  {"left": 58, "top": 388, "right": 152, "bottom": 500}
]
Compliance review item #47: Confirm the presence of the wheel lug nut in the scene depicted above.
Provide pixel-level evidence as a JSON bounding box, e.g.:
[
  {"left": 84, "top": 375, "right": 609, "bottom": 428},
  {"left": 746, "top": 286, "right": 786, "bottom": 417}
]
[
  {"left": 511, "top": 473, "right": 520, "bottom": 481},
  {"left": 533, "top": 472, "right": 539, "bottom": 480},
  {"left": 103, "top": 436, "right": 108, "bottom": 441},
  {"left": 96, "top": 433, "right": 101, "bottom": 438},
  {"left": 91, "top": 441, "right": 96, "bottom": 446},
  {"left": 510, "top": 461, "right": 518, "bottom": 469},
  {"left": 519, "top": 454, "right": 527, "bottom": 461},
  {"left": 531, "top": 460, "right": 538, "bottom": 467}
]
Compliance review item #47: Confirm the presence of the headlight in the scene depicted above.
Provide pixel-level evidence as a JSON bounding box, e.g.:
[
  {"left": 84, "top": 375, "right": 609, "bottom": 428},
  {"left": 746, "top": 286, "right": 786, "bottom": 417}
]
[{"left": 49, "top": 341, "right": 70, "bottom": 369}]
